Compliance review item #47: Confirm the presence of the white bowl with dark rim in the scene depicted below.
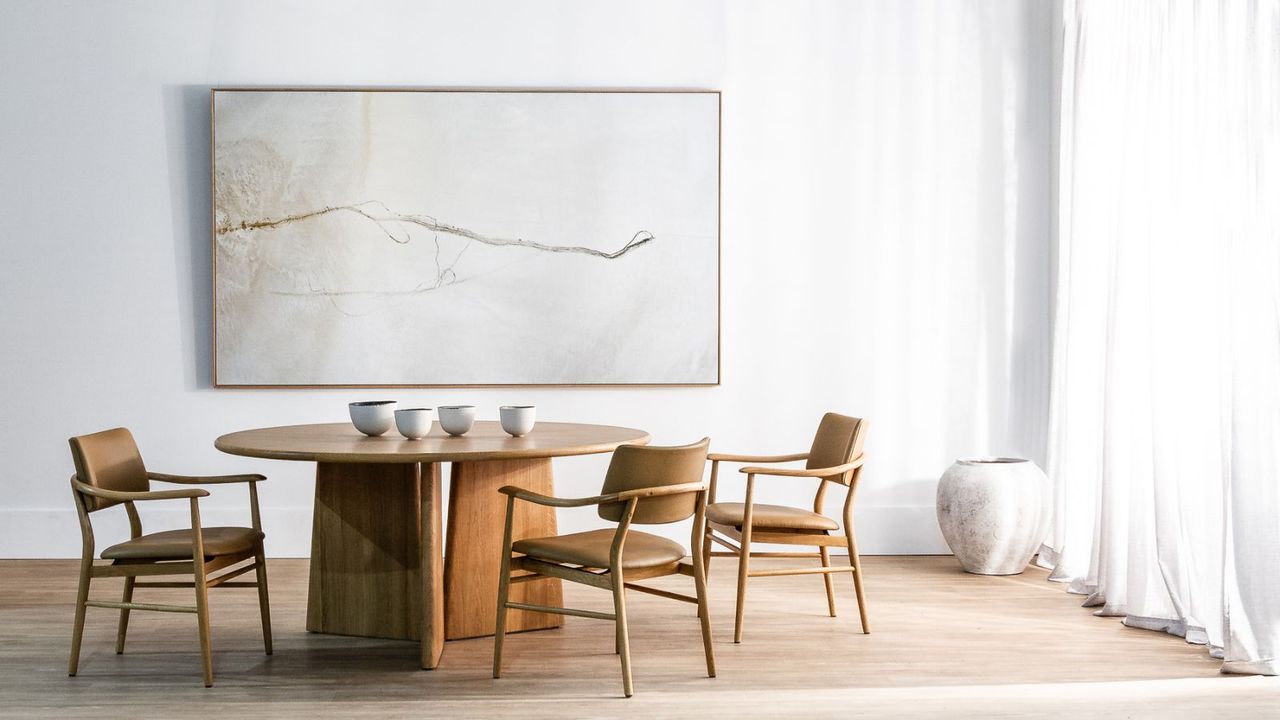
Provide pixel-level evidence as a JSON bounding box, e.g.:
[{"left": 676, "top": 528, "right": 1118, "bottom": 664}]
[
  {"left": 438, "top": 405, "right": 476, "bottom": 436},
  {"left": 394, "top": 407, "right": 433, "bottom": 440},
  {"left": 499, "top": 406, "right": 536, "bottom": 437},
  {"left": 349, "top": 400, "right": 397, "bottom": 437}
]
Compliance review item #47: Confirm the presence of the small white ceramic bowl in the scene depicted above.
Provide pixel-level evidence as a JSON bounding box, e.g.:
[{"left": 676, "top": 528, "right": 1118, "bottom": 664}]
[
  {"left": 438, "top": 405, "right": 476, "bottom": 436},
  {"left": 499, "top": 405, "right": 536, "bottom": 437},
  {"left": 394, "top": 407, "right": 433, "bottom": 440},
  {"left": 349, "top": 400, "right": 397, "bottom": 437}
]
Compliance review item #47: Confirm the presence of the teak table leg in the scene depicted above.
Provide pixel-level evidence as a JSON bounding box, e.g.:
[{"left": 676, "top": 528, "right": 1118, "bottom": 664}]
[
  {"left": 444, "top": 458, "right": 564, "bottom": 640},
  {"left": 308, "top": 462, "right": 429, "bottom": 642},
  {"left": 419, "top": 463, "right": 444, "bottom": 669}
]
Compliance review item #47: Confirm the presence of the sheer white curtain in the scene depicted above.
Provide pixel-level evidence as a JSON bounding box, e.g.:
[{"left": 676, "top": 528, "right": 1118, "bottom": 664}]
[{"left": 1044, "top": 0, "right": 1280, "bottom": 675}]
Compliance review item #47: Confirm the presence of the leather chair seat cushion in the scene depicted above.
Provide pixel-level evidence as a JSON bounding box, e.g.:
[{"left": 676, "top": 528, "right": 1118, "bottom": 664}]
[
  {"left": 101, "top": 527, "right": 263, "bottom": 561},
  {"left": 513, "top": 529, "right": 687, "bottom": 570},
  {"left": 706, "top": 502, "right": 840, "bottom": 531}
]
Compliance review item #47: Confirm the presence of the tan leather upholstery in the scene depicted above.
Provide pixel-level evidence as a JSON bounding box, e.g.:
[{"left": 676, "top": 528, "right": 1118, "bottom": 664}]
[
  {"left": 807, "top": 413, "right": 867, "bottom": 483},
  {"left": 513, "top": 529, "right": 686, "bottom": 570},
  {"left": 69, "top": 428, "right": 149, "bottom": 511},
  {"left": 101, "top": 527, "right": 264, "bottom": 561},
  {"left": 598, "top": 439, "right": 710, "bottom": 524},
  {"left": 705, "top": 502, "right": 840, "bottom": 531}
]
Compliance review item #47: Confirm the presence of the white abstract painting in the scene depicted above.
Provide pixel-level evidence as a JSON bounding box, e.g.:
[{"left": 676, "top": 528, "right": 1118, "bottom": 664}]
[{"left": 212, "top": 90, "right": 719, "bottom": 386}]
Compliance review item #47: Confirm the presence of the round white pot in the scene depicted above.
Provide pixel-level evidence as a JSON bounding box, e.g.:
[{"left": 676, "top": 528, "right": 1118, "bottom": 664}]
[
  {"left": 499, "top": 405, "right": 536, "bottom": 437},
  {"left": 437, "top": 405, "right": 476, "bottom": 436},
  {"left": 349, "top": 400, "right": 397, "bottom": 437},
  {"left": 936, "top": 457, "right": 1050, "bottom": 575}
]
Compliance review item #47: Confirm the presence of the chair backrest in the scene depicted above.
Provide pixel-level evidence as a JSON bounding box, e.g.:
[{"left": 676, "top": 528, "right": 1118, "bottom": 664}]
[
  {"left": 69, "top": 427, "right": 149, "bottom": 511},
  {"left": 598, "top": 439, "right": 710, "bottom": 525},
  {"left": 806, "top": 413, "right": 867, "bottom": 484}
]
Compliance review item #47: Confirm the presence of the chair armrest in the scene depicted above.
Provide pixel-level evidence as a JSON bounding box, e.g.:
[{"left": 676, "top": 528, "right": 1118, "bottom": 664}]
[
  {"left": 612, "top": 482, "right": 707, "bottom": 501},
  {"left": 148, "top": 472, "right": 265, "bottom": 485},
  {"left": 708, "top": 452, "right": 809, "bottom": 463},
  {"left": 739, "top": 455, "right": 865, "bottom": 478},
  {"left": 73, "top": 478, "right": 208, "bottom": 502},
  {"left": 498, "top": 482, "right": 707, "bottom": 508},
  {"left": 498, "top": 486, "right": 613, "bottom": 508}
]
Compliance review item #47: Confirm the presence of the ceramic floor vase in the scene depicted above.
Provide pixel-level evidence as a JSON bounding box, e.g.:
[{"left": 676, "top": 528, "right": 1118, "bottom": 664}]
[{"left": 935, "top": 458, "right": 1050, "bottom": 575}]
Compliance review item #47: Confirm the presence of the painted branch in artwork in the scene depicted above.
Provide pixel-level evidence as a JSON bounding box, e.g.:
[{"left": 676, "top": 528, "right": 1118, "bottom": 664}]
[{"left": 216, "top": 201, "right": 655, "bottom": 260}]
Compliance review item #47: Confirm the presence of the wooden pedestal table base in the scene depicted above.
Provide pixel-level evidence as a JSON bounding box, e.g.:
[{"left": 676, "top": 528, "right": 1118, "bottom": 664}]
[
  {"left": 215, "top": 421, "right": 649, "bottom": 669},
  {"left": 306, "top": 460, "right": 565, "bottom": 667}
]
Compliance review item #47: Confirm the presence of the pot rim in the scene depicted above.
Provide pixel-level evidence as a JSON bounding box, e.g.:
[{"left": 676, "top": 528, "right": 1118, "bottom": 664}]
[{"left": 956, "top": 456, "right": 1030, "bottom": 465}]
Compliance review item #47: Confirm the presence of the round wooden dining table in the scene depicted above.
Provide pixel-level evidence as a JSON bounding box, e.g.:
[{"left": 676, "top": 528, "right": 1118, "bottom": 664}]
[{"left": 214, "top": 421, "right": 650, "bottom": 669}]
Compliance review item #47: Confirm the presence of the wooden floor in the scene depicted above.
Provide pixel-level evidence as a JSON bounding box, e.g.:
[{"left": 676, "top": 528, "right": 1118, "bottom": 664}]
[{"left": 1, "top": 556, "right": 1276, "bottom": 718}]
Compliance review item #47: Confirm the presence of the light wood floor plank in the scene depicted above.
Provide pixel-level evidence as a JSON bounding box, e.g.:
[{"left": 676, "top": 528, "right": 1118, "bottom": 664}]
[{"left": 1, "top": 557, "right": 1275, "bottom": 718}]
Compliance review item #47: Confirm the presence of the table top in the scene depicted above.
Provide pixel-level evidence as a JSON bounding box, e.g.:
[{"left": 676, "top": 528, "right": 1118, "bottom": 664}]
[{"left": 215, "top": 421, "right": 651, "bottom": 464}]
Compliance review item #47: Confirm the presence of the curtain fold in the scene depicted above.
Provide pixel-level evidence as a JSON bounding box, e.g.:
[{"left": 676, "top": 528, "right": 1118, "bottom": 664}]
[{"left": 1046, "top": 0, "right": 1279, "bottom": 675}]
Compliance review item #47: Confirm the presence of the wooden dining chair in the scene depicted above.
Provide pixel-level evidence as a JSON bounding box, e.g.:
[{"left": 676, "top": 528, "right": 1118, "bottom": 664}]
[
  {"left": 492, "top": 439, "right": 714, "bottom": 698},
  {"left": 67, "top": 427, "right": 272, "bottom": 687},
  {"left": 703, "top": 413, "right": 868, "bottom": 643}
]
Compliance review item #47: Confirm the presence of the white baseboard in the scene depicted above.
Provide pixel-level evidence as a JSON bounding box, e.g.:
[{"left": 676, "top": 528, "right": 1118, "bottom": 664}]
[
  {"left": 0, "top": 506, "right": 316, "bottom": 559},
  {"left": 0, "top": 504, "right": 949, "bottom": 559}
]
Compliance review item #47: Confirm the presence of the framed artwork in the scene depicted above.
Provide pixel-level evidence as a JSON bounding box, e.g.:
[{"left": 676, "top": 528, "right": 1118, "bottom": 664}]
[{"left": 212, "top": 89, "right": 719, "bottom": 387}]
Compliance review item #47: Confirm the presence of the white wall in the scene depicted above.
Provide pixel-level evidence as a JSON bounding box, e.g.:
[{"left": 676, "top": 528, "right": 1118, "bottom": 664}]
[{"left": 0, "top": 0, "right": 1052, "bottom": 558}]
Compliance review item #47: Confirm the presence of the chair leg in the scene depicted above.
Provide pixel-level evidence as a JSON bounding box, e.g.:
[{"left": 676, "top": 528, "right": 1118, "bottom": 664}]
[
  {"left": 693, "top": 544, "right": 716, "bottom": 678},
  {"left": 702, "top": 529, "right": 713, "bottom": 581},
  {"left": 492, "top": 572, "right": 510, "bottom": 678},
  {"left": 115, "top": 576, "right": 135, "bottom": 654},
  {"left": 253, "top": 544, "right": 273, "bottom": 655},
  {"left": 493, "top": 502, "right": 515, "bottom": 680},
  {"left": 819, "top": 547, "right": 838, "bottom": 618},
  {"left": 733, "top": 531, "right": 752, "bottom": 644},
  {"left": 697, "top": 530, "right": 713, "bottom": 620},
  {"left": 614, "top": 571, "right": 623, "bottom": 655},
  {"left": 68, "top": 558, "right": 92, "bottom": 676},
  {"left": 193, "top": 557, "right": 214, "bottom": 687},
  {"left": 846, "top": 532, "right": 869, "bottom": 634},
  {"left": 612, "top": 573, "right": 634, "bottom": 698}
]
